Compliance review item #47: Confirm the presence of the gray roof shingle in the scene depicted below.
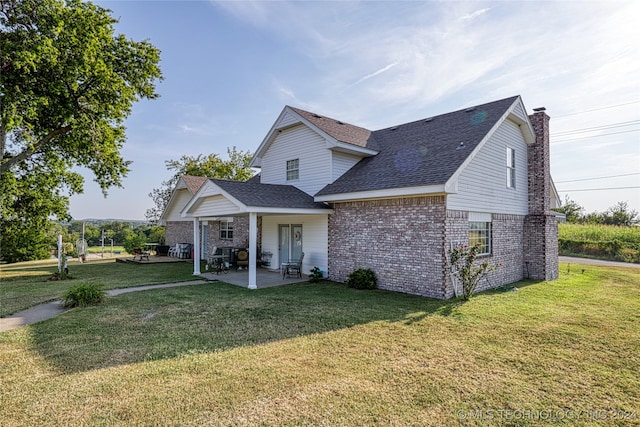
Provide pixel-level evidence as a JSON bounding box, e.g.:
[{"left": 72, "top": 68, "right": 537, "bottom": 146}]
[
  {"left": 211, "top": 179, "right": 331, "bottom": 210},
  {"left": 315, "top": 96, "right": 519, "bottom": 197}
]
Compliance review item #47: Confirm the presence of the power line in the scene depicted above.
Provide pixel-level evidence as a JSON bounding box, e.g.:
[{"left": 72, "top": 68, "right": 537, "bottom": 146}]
[
  {"left": 551, "top": 129, "right": 640, "bottom": 144},
  {"left": 555, "top": 173, "right": 640, "bottom": 184},
  {"left": 557, "top": 186, "right": 640, "bottom": 192},
  {"left": 554, "top": 100, "right": 640, "bottom": 118},
  {"left": 552, "top": 120, "right": 640, "bottom": 137}
]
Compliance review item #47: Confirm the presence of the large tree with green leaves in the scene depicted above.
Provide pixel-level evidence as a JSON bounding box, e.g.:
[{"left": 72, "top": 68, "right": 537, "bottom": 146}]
[
  {"left": 146, "top": 147, "right": 254, "bottom": 222},
  {"left": 0, "top": 0, "right": 162, "bottom": 262}
]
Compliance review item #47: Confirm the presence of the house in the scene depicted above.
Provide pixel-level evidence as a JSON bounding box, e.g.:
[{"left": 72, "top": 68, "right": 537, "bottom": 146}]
[{"left": 163, "top": 95, "right": 559, "bottom": 298}]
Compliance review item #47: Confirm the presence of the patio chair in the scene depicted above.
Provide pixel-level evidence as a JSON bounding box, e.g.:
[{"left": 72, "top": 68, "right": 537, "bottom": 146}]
[
  {"left": 282, "top": 252, "right": 304, "bottom": 279},
  {"left": 236, "top": 249, "right": 249, "bottom": 270},
  {"left": 168, "top": 244, "right": 179, "bottom": 257}
]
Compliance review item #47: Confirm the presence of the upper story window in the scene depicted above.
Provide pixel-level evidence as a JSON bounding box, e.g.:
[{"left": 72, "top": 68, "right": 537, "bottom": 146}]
[
  {"left": 506, "top": 147, "right": 516, "bottom": 188},
  {"left": 286, "top": 159, "right": 299, "bottom": 181},
  {"left": 220, "top": 220, "right": 233, "bottom": 240}
]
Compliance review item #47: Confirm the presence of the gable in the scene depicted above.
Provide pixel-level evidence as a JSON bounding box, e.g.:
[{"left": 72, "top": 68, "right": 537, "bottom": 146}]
[
  {"left": 161, "top": 188, "right": 196, "bottom": 222},
  {"left": 250, "top": 106, "right": 377, "bottom": 169},
  {"left": 447, "top": 117, "right": 530, "bottom": 214},
  {"left": 259, "top": 124, "right": 331, "bottom": 195}
]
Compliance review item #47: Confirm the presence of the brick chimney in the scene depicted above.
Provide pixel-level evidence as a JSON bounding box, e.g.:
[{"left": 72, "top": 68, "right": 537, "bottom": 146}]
[
  {"left": 524, "top": 107, "right": 558, "bottom": 281},
  {"left": 528, "top": 108, "right": 551, "bottom": 215}
]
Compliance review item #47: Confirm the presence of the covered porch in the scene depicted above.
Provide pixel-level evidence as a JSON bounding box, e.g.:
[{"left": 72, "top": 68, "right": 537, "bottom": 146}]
[
  {"left": 181, "top": 178, "right": 333, "bottom": 290},
  {"left": 200, "top": 267, "right": 308, "bottom": 289}
]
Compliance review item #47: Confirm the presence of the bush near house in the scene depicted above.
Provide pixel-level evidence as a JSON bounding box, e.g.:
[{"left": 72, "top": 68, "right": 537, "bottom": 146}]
[
  {"left": 558, "top": 223, "right": 640, "bottom": 263},
  {"left": 346, "top": 268, "right": 377, "bottom": 290}
]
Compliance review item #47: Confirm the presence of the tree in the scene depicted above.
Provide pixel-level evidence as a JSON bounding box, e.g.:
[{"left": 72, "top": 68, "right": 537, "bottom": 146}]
[
  {"left": 601, "top": 201, "right": 639, "bottom": 226},
  {"left": 552, "top": 196, "right": 584, "bottom": 223},
  {"left": 145, "top": 147, "right": 254, "bottom": 222},
  {"left": 0, "top": 0, "right": 162, "bottom": 262}
]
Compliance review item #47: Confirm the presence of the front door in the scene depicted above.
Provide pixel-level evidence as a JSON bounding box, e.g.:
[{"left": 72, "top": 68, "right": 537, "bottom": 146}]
[{"left": 278, "top": 224, "right": 302, "bottom": 264}]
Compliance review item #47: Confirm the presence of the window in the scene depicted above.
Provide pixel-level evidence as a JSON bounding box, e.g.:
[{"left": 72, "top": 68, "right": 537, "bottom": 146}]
[
  {"left": 286, "top": 159, "right": 299, "bottom": 181},
  {"left": 220, "top": 220, "right": 233, "bottom": 240},
  {"left": 469, "top": 221, "right": 491, "bottom": 255},
  {"left": 506, "top": 147, "right": 516, "bottom": 188}
]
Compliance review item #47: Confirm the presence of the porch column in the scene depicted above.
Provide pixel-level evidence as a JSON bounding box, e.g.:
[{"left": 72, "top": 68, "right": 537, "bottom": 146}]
[
  {"left": 248, "top": 212, "right": 257, "bottom": 289},
  {"left": 192, "top": 217, "right": 201, "bottom": 275}
]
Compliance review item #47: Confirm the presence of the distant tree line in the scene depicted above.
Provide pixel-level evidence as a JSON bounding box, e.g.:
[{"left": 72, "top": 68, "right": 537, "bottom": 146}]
[{"left": 553, "top": 198, "right": 639, "bottom": 226}]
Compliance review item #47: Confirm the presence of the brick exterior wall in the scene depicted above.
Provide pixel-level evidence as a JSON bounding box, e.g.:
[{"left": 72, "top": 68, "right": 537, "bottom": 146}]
[
  {"left": 328, "top": 196, "right": 448, "bottom": 299},
  {"left": 328, "top": 198, "right": 537, "bottom": 300},
  {"left": 444, "top": 211, "right": 526, "bottom": 299},
  {"left": 165, "top": 221, "right": 192, "bottom": 246}
]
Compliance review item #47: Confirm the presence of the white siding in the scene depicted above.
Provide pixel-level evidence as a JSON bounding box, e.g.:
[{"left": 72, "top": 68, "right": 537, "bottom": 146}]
[
  {"left": 276, "top": 111, "right": 301, "bottom": 128},
  {"left": 165, "top": 189, "right": 194, "bottom": 221},
  {"left": 190, "top": 195, "right": 241, "bottom": 217},
  {"left": 447, "top": 119, "right": 529, "bottom": 215},
  {"left": 511, "top": 100, "right": 528, "bottom": 123},
  {"left": 331, "top": 151, "right": 362, "bottom": 182},
  {"left": 261, "top": 214, "right": 329, "bottom": 275},
  {"left": 260, "top": 124, "right": 331, "bottom": 195}
]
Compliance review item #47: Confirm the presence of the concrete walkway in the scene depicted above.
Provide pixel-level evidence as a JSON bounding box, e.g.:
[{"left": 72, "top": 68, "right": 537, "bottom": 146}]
[{"left": 0, "top": 280, "right": 207, "bottom": 333}]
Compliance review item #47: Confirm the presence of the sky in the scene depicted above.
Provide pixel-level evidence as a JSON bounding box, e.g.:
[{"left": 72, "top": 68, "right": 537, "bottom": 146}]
[{"left": 69, "top": 0, "right": 640, "bottom": 220}]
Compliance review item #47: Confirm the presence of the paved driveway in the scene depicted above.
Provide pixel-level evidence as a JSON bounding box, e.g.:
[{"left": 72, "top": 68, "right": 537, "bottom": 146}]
[{"left": 559, "top": 256, "right": 640, "bottom": 269}]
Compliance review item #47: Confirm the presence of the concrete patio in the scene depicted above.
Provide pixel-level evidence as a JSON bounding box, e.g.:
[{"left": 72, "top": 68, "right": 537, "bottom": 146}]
[{"left": 199, "top": 267, "right": 309, "bottom": 289}]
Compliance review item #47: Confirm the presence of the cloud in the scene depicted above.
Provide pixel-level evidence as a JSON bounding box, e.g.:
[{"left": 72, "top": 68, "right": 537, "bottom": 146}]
[
  {"left": 351, "top": 62, "right": 399, "bottom": 86},
  {"left": 459, "top": 8, "right": 491, "bottom": 21}
]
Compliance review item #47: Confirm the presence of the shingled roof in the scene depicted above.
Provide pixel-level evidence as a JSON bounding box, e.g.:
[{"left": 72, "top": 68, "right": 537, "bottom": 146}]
[
  {"left": 315, "top": 96, "right": 520, "bottom": 197},
  {"left": 211, "top": 179, "right": 331, "bottom": 210},
  {"left": 289, "top": 106, "right": 373, "bottom": 149},
  {"left": 182, "top": 175, "right": 207, "bottom": 194}
]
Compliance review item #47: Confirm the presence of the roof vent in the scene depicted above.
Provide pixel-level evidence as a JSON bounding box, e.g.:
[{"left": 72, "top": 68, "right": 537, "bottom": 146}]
[
  {"left": 456, "top": 142, "right": 465, "bottom": 150},
  {"left": 464, "top": 107, "right": 476, "bottom": 112},
  {"left": 533, "top": 107, "right": 546, "bottom": 112},
  {"left": 336, "top": 121, "right": 344, "bottom": 125},
  {"left": 390, "top": 126, "right": 398, "bottom": 131},
  {"left": 424, "top": 117, "right": 433, "bottom": 122},
  {"left": 312, "top": 113, "right": 322, "bottom": 118}
]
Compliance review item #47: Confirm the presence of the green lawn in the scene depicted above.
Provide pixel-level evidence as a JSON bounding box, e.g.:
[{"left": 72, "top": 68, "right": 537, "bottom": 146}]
[
  {"left": 0, "top": 262, "right": 638, "bottom": 426},
  {"left": 0, "top": 258, "right": 197, "bottom": 316}
]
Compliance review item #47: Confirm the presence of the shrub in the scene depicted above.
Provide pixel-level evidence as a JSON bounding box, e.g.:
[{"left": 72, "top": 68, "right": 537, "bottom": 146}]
[
  {"left": 62, "top": 283, "right": 107, "bottom": 308},
  {"left": 309, "top": 266, "right": 324, "bottom": 283},
  {"left": 346, "top": 268, "right": 377, "bottom": 290},
  {"left": 448, "top": 244, "right": 501, "bottom": 300}
]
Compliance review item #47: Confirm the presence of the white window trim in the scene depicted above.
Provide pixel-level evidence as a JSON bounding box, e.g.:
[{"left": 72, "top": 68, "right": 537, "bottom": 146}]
[
  {"left": 286, "top": 158, "right": 299, "bottom": 181},
  {"left": 469, "top": 218, "right": 492, "bottom": 256},
  {"left": 220, "top": 220, "right": 233, "bottom": 240},
  {"left": 506, "top": 147, "right": 516, "bottom": 189}
]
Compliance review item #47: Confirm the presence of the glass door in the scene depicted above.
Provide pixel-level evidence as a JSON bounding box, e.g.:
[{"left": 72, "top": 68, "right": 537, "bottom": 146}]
[{"left": 278, "top": 224, "right": 303, "bottom": 264}]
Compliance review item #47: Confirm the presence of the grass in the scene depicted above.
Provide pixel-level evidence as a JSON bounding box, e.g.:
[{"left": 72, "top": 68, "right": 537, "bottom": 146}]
[
  {"left": 0, "top": 258, "right": 197, "bottom": 316},
  {"left": 559, "top": 223, "right": 640, "bottom": 263},
  {"left": 0, "top": 261, "right": 638, "bottom": 426}
]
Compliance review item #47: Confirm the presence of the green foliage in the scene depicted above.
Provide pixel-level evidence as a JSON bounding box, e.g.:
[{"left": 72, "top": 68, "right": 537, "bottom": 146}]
[
  {"left": 448, "top": 244, "right": 500, "bottom": 300},
  {"left": 552, "top": 196, "right": 584, "bottom": 223},
  {"left": 558, "top": 223, "right": 640, "bottom": 263},
  {"left": 346, "top": 268, "right": 377, "bottom": 290},
  {"left": 309, "top": 266, "right": 324, "bottom": 283},
  {"left": 553, "top": 198, "right": 639, "bottom": 226},
  {"left": 123, "top": 233, "right": 147, "bottom": 254},
  {"left": 0, "top": 0, "right": 162, "bottom": 260},
  {"left": 61, "top": 283, "right": 106, "bottom": 308},
  {"left": 146, "top": 147, "right": 255, "bottom": 222}
]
